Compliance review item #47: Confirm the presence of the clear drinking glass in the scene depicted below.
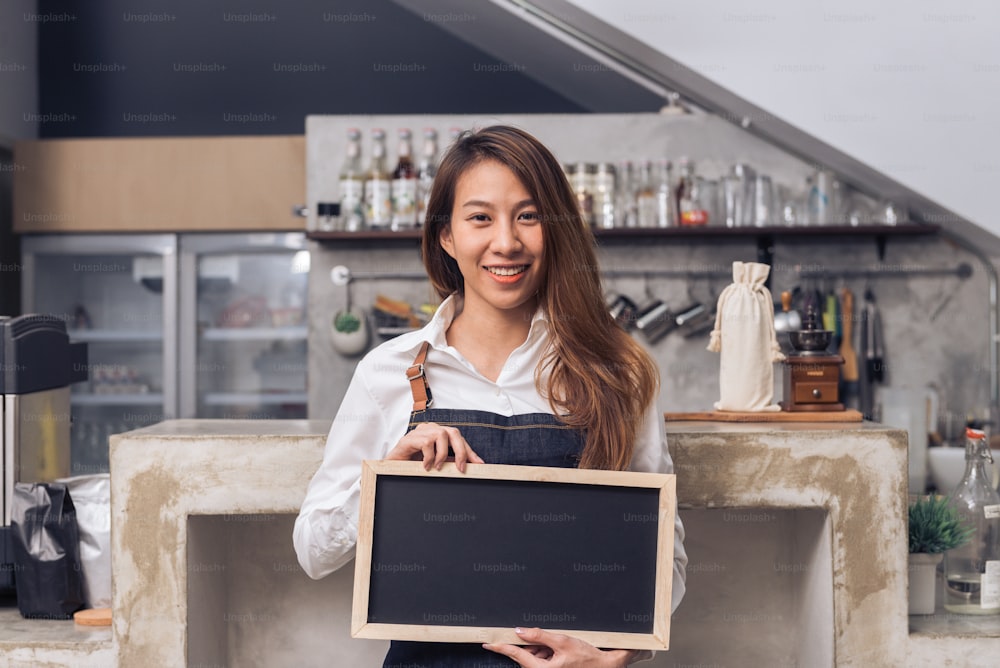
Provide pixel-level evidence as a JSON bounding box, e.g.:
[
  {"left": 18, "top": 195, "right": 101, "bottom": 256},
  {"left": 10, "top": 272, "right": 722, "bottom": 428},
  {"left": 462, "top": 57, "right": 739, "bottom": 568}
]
[
  {"left": 722, "top": 175, "right": 742, "bottom": 228},
  {"left": 753, "top": 174, "right": 774, "bottom": 227},
  {"left": 696, "top": 178, "right": 722, "bottom": 227}
]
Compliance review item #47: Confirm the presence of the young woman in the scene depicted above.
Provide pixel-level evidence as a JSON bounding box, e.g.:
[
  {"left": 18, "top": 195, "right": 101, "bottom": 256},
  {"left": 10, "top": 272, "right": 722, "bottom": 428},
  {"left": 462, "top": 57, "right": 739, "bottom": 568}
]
[{"left": 294, "top": 125, "right": 687, "bottom": 667}]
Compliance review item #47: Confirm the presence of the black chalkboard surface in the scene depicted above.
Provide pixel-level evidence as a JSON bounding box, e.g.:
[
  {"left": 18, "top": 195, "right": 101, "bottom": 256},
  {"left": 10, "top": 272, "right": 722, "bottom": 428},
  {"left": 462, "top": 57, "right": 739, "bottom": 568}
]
[{"left": 351, "top": 460, "right": 675, "bottom": 650}]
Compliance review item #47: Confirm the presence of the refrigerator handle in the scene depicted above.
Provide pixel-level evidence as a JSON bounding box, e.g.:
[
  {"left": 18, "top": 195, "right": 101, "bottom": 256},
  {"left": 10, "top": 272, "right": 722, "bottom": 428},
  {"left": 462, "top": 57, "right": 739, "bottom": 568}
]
[
  {"left": 162, "top": 248, "right": 181, "bottom": 420},
  {"left": 177, "top": 249, "right": 197, "bottom": 419}
]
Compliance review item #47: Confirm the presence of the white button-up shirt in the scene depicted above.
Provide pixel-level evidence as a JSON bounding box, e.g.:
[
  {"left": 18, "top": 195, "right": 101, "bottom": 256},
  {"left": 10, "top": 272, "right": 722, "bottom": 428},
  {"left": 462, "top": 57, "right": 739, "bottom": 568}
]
[{"left": 293, "top": 294, "right": 687, "bottom": 615}]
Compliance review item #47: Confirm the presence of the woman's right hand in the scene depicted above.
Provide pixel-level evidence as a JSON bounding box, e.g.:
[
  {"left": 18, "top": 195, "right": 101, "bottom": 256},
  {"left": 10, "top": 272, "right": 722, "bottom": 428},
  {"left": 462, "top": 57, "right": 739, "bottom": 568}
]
[{"left": 384, "top": 422, "right": 485, "bottom": 472}]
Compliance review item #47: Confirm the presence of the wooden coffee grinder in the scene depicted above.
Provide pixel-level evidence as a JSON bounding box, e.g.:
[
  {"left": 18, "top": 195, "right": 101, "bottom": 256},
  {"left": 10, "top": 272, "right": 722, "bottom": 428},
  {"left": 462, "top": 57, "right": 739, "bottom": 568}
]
[{"left": 780, "top": 305, "right": 844, "bottom": 411}]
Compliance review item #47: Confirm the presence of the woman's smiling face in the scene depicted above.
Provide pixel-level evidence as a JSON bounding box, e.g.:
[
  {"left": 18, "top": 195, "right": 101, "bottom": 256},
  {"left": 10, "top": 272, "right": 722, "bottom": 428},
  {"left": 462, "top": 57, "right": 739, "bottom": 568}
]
[{"left": 440, "top": 159, "right": 545, "bottom": 321}]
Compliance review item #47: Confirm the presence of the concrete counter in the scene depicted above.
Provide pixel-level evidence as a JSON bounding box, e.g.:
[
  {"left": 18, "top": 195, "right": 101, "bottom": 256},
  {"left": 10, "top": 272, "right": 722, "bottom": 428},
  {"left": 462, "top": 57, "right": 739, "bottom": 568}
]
[{"left": 98, "top": 419, "right": 993, "bottom": 667}]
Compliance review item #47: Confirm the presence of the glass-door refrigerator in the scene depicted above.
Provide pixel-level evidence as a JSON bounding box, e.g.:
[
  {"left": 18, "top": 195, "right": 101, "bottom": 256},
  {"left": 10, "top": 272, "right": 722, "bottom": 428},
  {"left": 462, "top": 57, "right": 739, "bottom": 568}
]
[
  {"left": 179, "top": 233, "right": 308, "bottom": 420},
  {"left": 20, "top": 234, "right": 178, "bottom": 474}
]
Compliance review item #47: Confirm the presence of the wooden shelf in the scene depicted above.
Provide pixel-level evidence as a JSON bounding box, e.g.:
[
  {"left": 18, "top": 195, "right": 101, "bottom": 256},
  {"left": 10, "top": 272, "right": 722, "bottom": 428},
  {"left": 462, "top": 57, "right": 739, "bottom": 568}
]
[{"left": 307, "top": 223, "right": 939, "bottom": 243}]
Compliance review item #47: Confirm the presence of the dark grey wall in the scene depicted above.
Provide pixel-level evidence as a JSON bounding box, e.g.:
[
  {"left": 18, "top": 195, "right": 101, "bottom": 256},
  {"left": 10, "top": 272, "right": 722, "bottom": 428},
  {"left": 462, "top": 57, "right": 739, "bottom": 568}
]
[{"left": 35, "top": 0, "right": 596, "bottom": 137}]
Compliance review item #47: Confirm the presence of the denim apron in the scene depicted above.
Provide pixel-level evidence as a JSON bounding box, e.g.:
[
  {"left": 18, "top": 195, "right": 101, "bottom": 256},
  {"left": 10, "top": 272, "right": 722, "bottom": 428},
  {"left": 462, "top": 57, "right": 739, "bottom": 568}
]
[{"left": 381, "top": 342, "right": 585, "bottom": 668}]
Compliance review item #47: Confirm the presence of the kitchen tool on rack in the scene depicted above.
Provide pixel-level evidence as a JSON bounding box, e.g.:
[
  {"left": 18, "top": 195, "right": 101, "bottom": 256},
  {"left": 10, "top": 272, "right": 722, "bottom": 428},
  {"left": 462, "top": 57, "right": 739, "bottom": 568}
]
[
  {"left": 607, "top": 293, "right": 639, "bottom": 330},
  {"left": 823, "top": 288, "right": 839, "bottom": 340},
  {"left": 864, "top": 288, "right": 885, "bottom": 382},
  {"left": 858, "top": 287, "right": 885, "bottom": 419},
  {"left": 839, "top": 287, "right": 859, "bottom": 407},
  {"left": 773, "top": 290, "right": 802, "bottom": 334},
  {"left": 635, "top": 299, "right": 676, "bottom": 344},
  {"left": 674, "top": 301, "right": 710, "bottom": 337}
]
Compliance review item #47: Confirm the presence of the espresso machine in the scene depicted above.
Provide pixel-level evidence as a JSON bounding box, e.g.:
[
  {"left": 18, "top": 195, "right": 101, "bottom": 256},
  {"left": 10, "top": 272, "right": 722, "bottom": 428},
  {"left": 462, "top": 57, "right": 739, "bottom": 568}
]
[{"left": 0, "top": 315, "right": 88, "bottom": 595}]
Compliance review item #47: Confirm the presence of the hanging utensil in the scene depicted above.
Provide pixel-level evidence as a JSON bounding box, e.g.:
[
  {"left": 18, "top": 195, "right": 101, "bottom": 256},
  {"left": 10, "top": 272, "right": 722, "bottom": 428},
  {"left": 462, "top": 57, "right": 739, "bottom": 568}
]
[
  {"left": 774, "top": 290, "right": 803, "bottom": 333},
  {"left": 825, "top": 287, "right": 840, "bottom": 336},
  {"left": 865, "top": 288, "right": 885, "bottom": 383},
  {"left": 839, "top": 287, "right": 859, "bottom": 407}
]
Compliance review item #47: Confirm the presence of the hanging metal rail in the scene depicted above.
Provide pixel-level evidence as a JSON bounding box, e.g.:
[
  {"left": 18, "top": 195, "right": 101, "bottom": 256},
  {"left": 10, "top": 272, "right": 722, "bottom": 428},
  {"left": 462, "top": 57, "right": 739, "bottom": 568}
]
[{"left": 330, "top": 262, "right": 975, "bottom": 286}]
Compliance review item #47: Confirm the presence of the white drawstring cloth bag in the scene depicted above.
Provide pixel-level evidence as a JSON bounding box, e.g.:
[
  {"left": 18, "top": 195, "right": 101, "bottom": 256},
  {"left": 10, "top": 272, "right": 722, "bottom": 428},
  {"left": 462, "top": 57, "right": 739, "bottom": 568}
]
[{"left": 707, "top": 261, "right": 785, "bottom": 411}]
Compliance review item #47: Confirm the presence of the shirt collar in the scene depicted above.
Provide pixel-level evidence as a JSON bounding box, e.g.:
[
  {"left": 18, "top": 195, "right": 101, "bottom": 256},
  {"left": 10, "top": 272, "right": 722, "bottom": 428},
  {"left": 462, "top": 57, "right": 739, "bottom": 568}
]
[{"left": 384, "top": 293, "right": 549, "bottom": 354}]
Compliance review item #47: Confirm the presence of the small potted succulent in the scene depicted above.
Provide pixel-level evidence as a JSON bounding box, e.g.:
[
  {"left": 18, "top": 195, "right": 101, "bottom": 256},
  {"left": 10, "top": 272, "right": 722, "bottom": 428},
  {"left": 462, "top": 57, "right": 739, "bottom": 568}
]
[{"left": 908, "top": 495, "right": 972, "bottom": 615}]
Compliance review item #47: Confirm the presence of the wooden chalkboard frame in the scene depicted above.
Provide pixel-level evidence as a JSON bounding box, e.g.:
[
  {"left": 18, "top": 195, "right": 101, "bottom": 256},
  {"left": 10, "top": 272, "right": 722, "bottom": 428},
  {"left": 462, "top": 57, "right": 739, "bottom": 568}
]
[{"left": 351, "top": 460, "right": 676, "bottom": 650}]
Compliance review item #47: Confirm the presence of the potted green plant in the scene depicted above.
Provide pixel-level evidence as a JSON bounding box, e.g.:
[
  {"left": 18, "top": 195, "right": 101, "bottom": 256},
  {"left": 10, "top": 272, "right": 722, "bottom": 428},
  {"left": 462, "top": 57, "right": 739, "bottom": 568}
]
[
  {"left": 331, "top": 306, "right": 369, "bottom": 356},
  {"left": 908, "top": 495, "right": 973, "bottom": 614}
]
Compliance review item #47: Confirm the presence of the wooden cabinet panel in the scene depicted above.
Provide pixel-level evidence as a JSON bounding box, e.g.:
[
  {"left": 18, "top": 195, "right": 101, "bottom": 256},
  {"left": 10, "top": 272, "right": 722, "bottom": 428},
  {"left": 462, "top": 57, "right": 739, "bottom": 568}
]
[{"left": 13, "top": 136, "right": 304, "bottom": 232}]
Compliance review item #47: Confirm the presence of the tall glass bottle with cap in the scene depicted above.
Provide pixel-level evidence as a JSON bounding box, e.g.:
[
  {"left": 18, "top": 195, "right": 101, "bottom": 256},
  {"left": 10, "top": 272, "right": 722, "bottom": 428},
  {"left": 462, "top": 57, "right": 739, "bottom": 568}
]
[
  {"left": 391, "top": 129, "right": 418, "bottom": 230},
  {"left": 416, "top": 128, "right": 438, "bottom": 226},
  {"left": 339, "top": 128, "right": 365, "bottom": 231},
  {"left": 944, "top": 427, "right": 1000, "bottom": 614},
  {"left": 364, "top": 128, "right": 392, "bottom": 229}
]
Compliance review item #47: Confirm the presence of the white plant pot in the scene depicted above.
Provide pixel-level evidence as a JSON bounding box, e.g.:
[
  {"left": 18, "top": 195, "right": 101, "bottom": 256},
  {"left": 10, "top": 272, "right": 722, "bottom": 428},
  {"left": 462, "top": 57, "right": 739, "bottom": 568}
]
[
  {"left": 908, "top": 552, "right": 943, "bottom": 615},
  {"left": 330, "top": 307, "right": 370, "bottom": 357}
]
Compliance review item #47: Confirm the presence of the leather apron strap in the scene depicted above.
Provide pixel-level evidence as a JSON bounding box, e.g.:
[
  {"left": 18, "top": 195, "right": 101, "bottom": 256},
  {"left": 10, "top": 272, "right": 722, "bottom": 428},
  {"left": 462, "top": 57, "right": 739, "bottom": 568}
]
[{"left": 406, "top": 341, "right": 433, "bottom": 411}]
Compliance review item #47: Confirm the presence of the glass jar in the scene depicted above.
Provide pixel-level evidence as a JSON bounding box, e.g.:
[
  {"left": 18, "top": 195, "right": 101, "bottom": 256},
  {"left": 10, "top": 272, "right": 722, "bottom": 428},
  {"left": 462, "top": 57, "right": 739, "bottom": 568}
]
[
  {"left": 593, "top": 162, "right": 617, "bottom": 229},
  {"left": 570, "top": 162, "right": 595, "bottom": 226}
]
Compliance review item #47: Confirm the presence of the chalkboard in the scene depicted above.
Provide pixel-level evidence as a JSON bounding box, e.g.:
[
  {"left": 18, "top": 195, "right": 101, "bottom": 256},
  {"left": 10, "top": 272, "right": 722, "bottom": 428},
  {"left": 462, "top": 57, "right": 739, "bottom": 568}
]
[{"left": 351, "top": 460, "right": 675, "bottom": 650}]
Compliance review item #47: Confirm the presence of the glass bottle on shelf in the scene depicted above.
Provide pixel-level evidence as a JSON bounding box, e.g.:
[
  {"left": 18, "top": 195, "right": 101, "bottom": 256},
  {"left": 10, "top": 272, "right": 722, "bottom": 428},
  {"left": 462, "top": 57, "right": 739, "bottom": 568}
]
[
  {"left": 654, "top": 158, "right": 674, "bottom": 228},
  {"left": 417, "top": 128, "right": 438, "bottom": 226},
  {"left": 808, "top": 168, "right": 833, "bottom": 226},
  {"left": 391, "top": 129, "right": 418, "bottom": 230},
  {"left": 364, "top": 128, "right": 392, "bottom": 229},
  {"left": 339, "top": 128, "right": 365, "bottom": 232},
  {"left": 635, "top": 160, "right": 657, "bottom": 228},
  {"left": 944, "top": 427, "right": 1000, "bottom": 615},
  {"left": 676, "top": 157, "right": 708, "bottom": 226}
]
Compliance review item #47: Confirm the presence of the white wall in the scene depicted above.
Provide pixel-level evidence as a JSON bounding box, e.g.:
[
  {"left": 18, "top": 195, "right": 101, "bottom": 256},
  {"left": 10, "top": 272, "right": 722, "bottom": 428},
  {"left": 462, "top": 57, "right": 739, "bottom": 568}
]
[
  {"left": 567, "top": 0, "right": 1000, "bottom": 239},
  {"left": 0, "top": 0, "right": 38, "bottom": 144}
]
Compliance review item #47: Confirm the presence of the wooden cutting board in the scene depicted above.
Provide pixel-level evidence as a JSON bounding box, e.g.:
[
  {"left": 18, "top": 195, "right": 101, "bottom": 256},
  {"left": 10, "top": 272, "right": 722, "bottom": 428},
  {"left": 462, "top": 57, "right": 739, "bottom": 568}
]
[{"left": 664, "top": 409, "right": 864, "bottom": 423}]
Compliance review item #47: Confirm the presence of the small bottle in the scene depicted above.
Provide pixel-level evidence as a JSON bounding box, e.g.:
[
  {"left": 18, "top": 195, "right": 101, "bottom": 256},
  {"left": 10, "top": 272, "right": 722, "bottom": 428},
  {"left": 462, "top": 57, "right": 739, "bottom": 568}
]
[
  {"left": 391, "top": 129, "right": 418, "bottom": 230},
  {"left": 364, "top": 128, "right": 392, "bottom": 229},
  {"left": 416, "top": 128, "right": 438, "bottom": 226},
  {"left": 653, "top": 158, "right": 674, "bottom": 228},
  {"left": 944, "top": 427, "right": 1000, "bottom": 615},
  {"left": 676, "top": 157, "right": 708, "bottom": 226},
  {"left": 593, "top": 162, "right": 617, "bottom": 229},
  {"left": 338, "top": 129, "right": 365, "bottom": 231},
  {"left": 317, "top": 202, "right": 340, "bottom": 232},
  {"left": 635, "top": 160, "right": 657, "bottom": 228}
]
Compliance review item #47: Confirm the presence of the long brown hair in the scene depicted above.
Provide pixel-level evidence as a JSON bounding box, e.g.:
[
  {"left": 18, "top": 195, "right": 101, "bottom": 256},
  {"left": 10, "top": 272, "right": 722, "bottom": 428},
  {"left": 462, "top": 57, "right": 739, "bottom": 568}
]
[{"left": 422, "top": 125, "right": 659, "bottom": 471}]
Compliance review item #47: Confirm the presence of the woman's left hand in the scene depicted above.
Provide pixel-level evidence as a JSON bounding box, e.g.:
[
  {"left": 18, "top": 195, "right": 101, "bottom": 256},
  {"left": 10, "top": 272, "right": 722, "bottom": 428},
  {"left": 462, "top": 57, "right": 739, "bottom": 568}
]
[{"left": 483, "top": 627, "right": 636, "bottom": 667}]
